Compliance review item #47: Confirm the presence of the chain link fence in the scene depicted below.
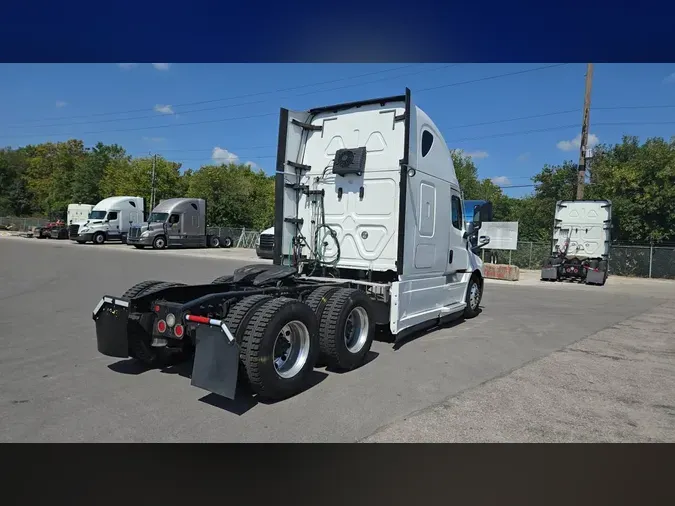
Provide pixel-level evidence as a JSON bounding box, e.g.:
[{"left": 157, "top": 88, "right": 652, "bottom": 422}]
[
  {"left": 482, "top": 241, "right": 675, "bottom": 280},
  {"left": 0, "top": 216, "right": 51, "bottom": 232}
]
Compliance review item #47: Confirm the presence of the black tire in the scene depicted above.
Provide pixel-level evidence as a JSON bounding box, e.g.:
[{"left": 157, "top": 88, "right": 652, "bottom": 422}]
[
  {"left": 223, "top": 294, "right": 274, "bottom": 380},
  {"left": 133, "top": 245, "right": 145, "bottom": 249},
  {"left": 93, "top": 232, "right": 105, "bottom": 245},
  {"left": 122, "top": 281, "right": 188, "bottom": 366},
  {"left": 241, "top": 297, "right": 320, "bottom": 401},
  {"left": 209, "top": 236, "right": 220, "bottom": 248},
  {"left": 222, "top": 236, "right": 234, "bottom": 248},
  {"left": 463, "top": 274, "right": 483, "bottom": 319},
  {"left": 211, "top": 274, "right": 234, "bottom": 284},
  {"left": 317, "top": 288, "right": 375, "bottom": 371},
  {"left": 304, "top": 285, "right": 342, "bottom": 366},
  {"left": 152, "top": 235, "right": 166, "bottom": 250}
]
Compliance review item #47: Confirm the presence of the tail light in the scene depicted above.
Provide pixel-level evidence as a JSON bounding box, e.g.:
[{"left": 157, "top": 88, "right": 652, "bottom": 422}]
[
  {"left": 174, "top": 324, "right": 184, "bottom": 338},
  {"left": 157, "top": 319, "right": 167, "bottom": 333}
]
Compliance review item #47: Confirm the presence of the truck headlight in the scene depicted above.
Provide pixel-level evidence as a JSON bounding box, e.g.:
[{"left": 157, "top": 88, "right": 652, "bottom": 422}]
[{"left": 141, "top": 231, "right": 149, "bottom": 237}]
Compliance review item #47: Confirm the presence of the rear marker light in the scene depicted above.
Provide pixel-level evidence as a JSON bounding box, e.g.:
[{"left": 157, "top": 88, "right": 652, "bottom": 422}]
[
  {"left": 154, "top": 305, "right": 160, "bottom": 313},
  {"left": 157, "top": 319, "right": 167, "bottom": 333},
  {"left": 174, "top": 324, "right": 184, "bottom": 338}
]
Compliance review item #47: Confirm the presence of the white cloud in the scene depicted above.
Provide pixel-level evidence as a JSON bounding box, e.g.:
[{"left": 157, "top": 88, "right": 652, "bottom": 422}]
[
  {"left": 517, "top": 152, "right": 530, "bottom": 162},
  {"left": 491, "top": 176, "right": 511, "bottom": 186},
  {"left": 556, "top": 133, "right": 599, "bottom": 152},
  {"left": 154, "top": 104, "right": 174, "bottom": 115},
  {"left": 663, "top": 72, "right": 675, "bottom": 84},
  {"left": 118, "top": 63, "right": 139, "bottom": 70},
  {"left": 464, "top": 150, "right": 489, "bottom": 159},
  {"left": 55, "top": 100, "right": 67, "bottom": 108},
  {"left": 212, "top": 147, "right": 240, "bottom": 164},
  {"left": 152, "top": 63, "right": 171, "bottom": 71},
  {"left": 243, "top": 160, "right": 259, "bottom": 170}
]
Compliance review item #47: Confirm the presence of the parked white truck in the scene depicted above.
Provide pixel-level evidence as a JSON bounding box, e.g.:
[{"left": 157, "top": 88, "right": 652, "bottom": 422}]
[
  {"left": 70, "top": 196, "right": 145, "bottom": 244},
  {"left": 541, "top": 199, "right": 612, "bottom": 286},
  {"left": 93, "top": 89, "right": 491, "bottom": 402}
]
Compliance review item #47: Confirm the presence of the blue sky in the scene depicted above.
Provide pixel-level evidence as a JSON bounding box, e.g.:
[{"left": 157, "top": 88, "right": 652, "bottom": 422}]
[{"left": 1, "top": 63, "right": 674, "bottom": 197}]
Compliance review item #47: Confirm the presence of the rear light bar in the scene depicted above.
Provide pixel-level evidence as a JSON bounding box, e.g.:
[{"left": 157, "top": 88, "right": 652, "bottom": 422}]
[{"left": 184, "top": 314, "right": 235, "bottom": 343}]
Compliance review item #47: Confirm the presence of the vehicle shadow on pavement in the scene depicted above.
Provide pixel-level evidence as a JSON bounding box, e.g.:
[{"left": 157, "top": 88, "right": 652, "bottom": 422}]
[
  {"left": 107, "top": 356, "right": 330, "bottom": 415},
  {"left": 322, "top": 350, "right": 379, "bottom": 374},
  {"left": 198, "top": 370, "right": 329, "bottom": 415},
  {"left": 390, "top": 308, "right": 484, "bottom": 351}
]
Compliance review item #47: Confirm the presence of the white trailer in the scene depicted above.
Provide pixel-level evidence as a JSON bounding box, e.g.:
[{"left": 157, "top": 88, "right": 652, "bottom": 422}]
[
  {"left": 67, "top": 203, "right": 94, "bottom": 226},
  {"left": 70, "top": 196, "right": 145, "bottom": 244},
  {"left": 92, "top": 89, "right": 492, "bottom": 401}
]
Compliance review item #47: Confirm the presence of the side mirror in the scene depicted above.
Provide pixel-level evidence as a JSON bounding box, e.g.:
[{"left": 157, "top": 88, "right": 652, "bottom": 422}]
[{"left": 477, "top": 235, "right": 490, "bottom": 248}]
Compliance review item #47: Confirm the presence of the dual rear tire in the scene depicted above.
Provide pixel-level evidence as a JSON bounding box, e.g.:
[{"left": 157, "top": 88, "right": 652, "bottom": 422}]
[{"left": 223, "top": 287, "right": 375, "bottom": 400}]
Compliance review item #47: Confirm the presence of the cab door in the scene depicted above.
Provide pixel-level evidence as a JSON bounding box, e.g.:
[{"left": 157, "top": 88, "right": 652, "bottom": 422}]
[
  {"left": 106, "top": 210, "right": 121, "bottom": 239},
  {"left": 447, "top": 188, "right": 470, "bottom": 273},
  {"left": 167, "top": 213, "right": 183, "bottom": 246}
]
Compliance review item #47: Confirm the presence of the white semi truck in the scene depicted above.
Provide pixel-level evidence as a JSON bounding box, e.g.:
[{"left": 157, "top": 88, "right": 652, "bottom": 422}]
[
  {"left": 92, "top": 89, "right": 491, "bottom": 401},
  {"left": 70, "top": 196, "right": 145, "bottom": 244},
  {"left": 540, "top": 199, "right": 612, "bottom": 286}
]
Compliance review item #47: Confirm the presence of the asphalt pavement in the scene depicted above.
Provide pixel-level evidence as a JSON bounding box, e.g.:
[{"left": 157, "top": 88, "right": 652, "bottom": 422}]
[{"left": 1, "top": 236, "right": 673, "bottom": 442}]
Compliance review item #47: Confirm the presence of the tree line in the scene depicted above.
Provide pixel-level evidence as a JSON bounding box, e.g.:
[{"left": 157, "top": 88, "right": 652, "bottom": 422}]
[
  {"left": 1, "top": 135, "right": 673, "bottom": 242},
  {"left": 0, "top": 140, "right": 275, "bottom": 231}
]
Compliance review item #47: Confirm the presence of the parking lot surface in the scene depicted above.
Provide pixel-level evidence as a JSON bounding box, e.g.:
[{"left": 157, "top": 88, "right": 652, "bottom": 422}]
[{"left": 1, "top": 236, "right": 673, "bottom": 442}]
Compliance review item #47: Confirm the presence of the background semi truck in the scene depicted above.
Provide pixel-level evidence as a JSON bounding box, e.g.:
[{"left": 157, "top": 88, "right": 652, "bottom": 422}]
[
  {"left": 70, "top": 196, "right": 145, "bottom": 244},
  {"left": 126, "top": 197, "right": 233, "bottom": 250},
  {"left": 67, "top": 203, "right": 94, "bottom": 226},
  {"left": 540, "top": 199, "right": 612, "bottom": 286},
  {"left": 93, "top": 89, "right": 492, "bottom": 402}
]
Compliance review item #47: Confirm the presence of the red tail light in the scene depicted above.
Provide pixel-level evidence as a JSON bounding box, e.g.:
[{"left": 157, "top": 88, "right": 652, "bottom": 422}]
[
  {"left": 157, "top": 319, "right": 167, "bottom": 333},
  {"left": 174, "top": 324, "right": 184, "bottom": 338},
  {"left": 154, "top": 305, "right": 161, "bottom": 313}
]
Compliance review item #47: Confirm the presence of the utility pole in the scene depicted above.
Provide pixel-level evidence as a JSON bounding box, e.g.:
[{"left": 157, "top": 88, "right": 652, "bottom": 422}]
[
  {"left": 576, "top": 63, "right": 594, "bottom": 200},
  {"left": 150, "top": 153, "right": 157, "bottom": 210}
]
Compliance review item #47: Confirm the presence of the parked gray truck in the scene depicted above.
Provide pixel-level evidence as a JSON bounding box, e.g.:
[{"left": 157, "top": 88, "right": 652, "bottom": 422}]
[{"left": 126, "top": 197, "right": 233, "bottom": 250}]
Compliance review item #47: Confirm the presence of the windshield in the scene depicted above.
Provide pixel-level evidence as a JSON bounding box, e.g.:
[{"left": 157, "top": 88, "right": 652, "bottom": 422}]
[
  {"left": 89, "top": 210, "right": 106, "bottom": 219},
  {"left": 148, "top": 212, "right": 169, "bottom": 223}
]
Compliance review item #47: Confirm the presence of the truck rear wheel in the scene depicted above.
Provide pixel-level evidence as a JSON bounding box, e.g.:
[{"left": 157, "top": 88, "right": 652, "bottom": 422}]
[
  {"left": 318, "top": 288, "right": 374, "bottom": 371},
  {"left": 209, "top": 236, "right": 220, "bottom": 248},
  {"left": 221, "top": 236, "right": 233, "bottom": 248},
  {"left": 223, "top": 294, "right": 274, "bottom": 380},
  {"left": 122, "top": 281, "right": 188, "bottom": 366},
  {"left": 241, "top": 297, "right": 320, "bottom": 401}
]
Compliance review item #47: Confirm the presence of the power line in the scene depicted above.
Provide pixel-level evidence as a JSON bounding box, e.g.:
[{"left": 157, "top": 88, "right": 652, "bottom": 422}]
[
  {"left": 7, "top": 65, "right": 457, "bottom": 131},
  {"left": 6, "top": 64, "right": 420, "bottom": 127},
  {"left": 0, "top": 64, "right": 571, "bottom": 140},
  {"left": 446, "top": 120, "right": 675, "bottom": 143},
  {"left": 415, "top": 63, "right": 571, "bottom": 93}
]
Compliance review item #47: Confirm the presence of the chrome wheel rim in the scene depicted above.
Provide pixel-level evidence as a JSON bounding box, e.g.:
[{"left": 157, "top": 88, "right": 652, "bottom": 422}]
[
  {"left": 273, "top": 320, "right": 311, "bottom": 379},
  {"left": 344, "top": 307, "right": 369, "bottom": 354},
  {"left": 469, "top": 282, "right": 480, "bottom": 310},
  {"left": 155, "top": 238, "right": 165, "bottom": 248}
]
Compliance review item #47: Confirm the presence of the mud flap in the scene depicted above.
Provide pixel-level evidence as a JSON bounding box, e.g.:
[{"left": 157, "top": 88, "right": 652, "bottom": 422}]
[
  {"left": 585, "top": 269, "right": 606, "bottom": 286},
  {"left": 541, "top": 267, "right": 558, "bottom": 281},
  {"left": 93, "top": 296, "right": 130, "bottom": 358},
  {"left": 191, "top": 325, "right": 240, "bottom": 400}
]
